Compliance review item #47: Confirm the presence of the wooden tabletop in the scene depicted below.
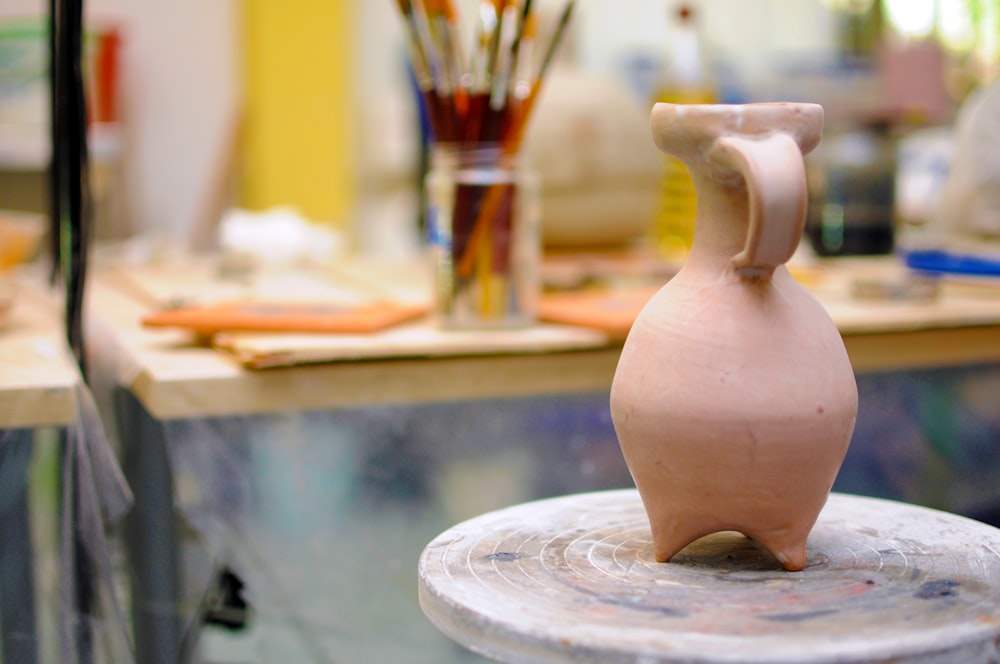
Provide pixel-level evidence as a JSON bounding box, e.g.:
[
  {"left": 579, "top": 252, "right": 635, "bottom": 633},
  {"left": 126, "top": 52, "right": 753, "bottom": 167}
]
[
  {"left": 419, "top": 490, "right": 1000, "bottom": 663},
  {"left": 0, "top": 278, "right": 79, "bottom": 429},
  {"left": 88, "top": 259, "right": 614, "bottom": 420},
  {"left": 87, "top": 255, "right": 1000, "bottom": 420}
]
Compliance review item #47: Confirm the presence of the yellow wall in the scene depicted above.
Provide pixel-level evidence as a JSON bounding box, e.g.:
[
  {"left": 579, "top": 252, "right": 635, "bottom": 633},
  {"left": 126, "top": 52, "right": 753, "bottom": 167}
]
[{"left": 241, "top": 0, "right": 355, "bottom": 226}]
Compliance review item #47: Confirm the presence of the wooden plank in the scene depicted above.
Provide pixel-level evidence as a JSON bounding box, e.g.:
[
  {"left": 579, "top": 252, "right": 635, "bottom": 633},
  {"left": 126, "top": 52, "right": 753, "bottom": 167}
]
[
  {"left": 0, "top": 280, "right": 78, "bottom": 428},
  {"left": 134, "top": 348, "right": 621, "bottom": 420},
  {"left": 845, "top": 326, "right": 1000, "bottom": 373}
]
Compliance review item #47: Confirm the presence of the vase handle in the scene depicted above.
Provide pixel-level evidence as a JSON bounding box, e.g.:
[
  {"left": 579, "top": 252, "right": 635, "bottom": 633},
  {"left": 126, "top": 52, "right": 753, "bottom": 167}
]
[{"left": 711, "top": 132, "right": 808, "bottom": 278}]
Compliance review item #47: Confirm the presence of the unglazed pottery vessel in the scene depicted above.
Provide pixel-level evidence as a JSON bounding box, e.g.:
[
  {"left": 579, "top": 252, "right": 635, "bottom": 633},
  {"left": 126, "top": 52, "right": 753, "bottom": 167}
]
[{"left": 610, "top": 103, "right": 858, "bottom": 571}]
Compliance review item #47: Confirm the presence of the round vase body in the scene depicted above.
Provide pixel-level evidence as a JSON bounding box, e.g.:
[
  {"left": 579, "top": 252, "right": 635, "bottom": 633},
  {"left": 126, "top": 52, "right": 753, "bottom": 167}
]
[{"left": 610, "top": 103, "right": 858, "bottom": 571}]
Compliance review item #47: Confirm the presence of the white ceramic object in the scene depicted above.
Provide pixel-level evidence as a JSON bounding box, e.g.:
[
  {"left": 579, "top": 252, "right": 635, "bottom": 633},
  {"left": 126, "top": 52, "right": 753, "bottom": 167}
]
[{"left": 524, "top": 68, "right": 660, "bottom": 248}]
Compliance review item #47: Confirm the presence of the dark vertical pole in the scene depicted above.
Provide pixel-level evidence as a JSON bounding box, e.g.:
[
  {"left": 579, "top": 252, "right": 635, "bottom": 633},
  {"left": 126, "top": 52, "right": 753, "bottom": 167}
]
[
  {"left": 117, "top": 389, "right": 182, "bottom": 664},
  {"left": 69, "top": 0, "right": 94, "bottom": 642},
  {"left": 60, "top": 0, "right": 90, "bottom": 380},
  {"left": 51, "top": 0, "right": 90, "bottom": 374},
  {"left": 53, "top": 0, "right": 95, "bottom": 659},
  {"left": 71, "top": 436, "right": 94, "bottom": 664},
  {"left": 0, "top": 431, "right": 39, "bottom": 664}
]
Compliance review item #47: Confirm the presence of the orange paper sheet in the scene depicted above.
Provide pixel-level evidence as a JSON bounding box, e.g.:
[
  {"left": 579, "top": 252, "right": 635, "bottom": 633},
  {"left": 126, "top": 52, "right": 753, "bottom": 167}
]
[
  {"left": 537, "top": 287, "right": 659, "bottom": 340},
  {"left": 142, "top": 301, "right": 428, "bottom": 335}
]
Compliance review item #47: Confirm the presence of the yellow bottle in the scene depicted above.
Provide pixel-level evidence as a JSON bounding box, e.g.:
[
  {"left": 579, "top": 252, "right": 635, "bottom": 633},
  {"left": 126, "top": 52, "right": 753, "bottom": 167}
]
[{"left": 652, "top": 4, "right": 716, "bottom": 261}]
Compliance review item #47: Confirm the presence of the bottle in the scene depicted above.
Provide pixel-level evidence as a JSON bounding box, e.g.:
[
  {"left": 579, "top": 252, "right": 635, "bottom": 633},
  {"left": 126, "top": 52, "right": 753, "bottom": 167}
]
[
  {"left": 805, "top": 120, "right": 897, "bottom": 257},
  {"left": 652, "top": 4, "right": 717, "bottom": 260}
]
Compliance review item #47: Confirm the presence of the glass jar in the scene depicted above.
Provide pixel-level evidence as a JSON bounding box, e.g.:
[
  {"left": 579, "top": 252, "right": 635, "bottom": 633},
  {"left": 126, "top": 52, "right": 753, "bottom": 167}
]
[
  {"left": 805, "top": 123, "right": 897, "bottom": 257},
  {"left": 425, "top": 144, "right": 540, "bottom": 329}
]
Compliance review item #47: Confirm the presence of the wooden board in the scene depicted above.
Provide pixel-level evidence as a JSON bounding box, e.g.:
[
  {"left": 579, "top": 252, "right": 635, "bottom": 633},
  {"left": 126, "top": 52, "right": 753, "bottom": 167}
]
[
  {"left": 419, "top": 490, "right": 1000, "bottom": 663},
  {"left": 100, "top": 259, "right": 608, "bottom": 369},
  {"left": 214, "top": 322, "right": 610, "bottom": 369},
  {"left": 0, "top": 278, "right": 79, "bottom": 428}
]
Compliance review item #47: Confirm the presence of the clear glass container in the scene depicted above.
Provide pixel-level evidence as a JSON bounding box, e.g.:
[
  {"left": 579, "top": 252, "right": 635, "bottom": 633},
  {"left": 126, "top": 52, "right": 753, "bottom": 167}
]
[
  {"left": 425, "top": 143, "right": 540, "bottom": 329},
  {"left": 805, "top": 123, "right": 897, "bottom": 257}
]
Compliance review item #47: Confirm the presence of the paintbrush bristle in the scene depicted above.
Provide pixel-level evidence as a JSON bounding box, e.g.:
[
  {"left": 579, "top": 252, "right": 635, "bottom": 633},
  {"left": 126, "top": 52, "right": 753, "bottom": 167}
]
[
  {"left": 441, "top": 0, "right": 459, "bottom": 21},
  {"left": 537, "top": 0, "right": 574, "bottom": 79},
  {"left": 392, "top": 0, "right": 574, "bottom": 147},
  {"left": 523, "top": 12, "right": 537, "bottom": 38}
]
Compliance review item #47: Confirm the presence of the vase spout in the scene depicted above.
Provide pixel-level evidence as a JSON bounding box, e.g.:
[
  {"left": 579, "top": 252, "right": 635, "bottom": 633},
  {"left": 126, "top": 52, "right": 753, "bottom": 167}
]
[{"left": 651, "top": 102, "right": 824, "bottom": 277}]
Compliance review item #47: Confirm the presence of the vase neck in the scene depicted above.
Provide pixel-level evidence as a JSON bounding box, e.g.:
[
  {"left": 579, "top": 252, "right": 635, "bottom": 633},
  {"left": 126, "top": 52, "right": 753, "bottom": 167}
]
[{"left": 685, "top": 170, "right": 751, "bottom": 275}]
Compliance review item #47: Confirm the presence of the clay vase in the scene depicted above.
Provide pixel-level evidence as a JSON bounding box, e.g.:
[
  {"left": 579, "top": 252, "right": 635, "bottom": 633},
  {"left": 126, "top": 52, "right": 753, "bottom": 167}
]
[{"left": 610, "top": 103, "right": 858, "bottom": 572}]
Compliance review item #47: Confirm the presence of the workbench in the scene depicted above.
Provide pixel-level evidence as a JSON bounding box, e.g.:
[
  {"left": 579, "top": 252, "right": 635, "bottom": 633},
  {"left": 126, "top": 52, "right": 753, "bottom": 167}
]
[
  {"left": 0, "top": 279, "right": 131, "bottom": 663},
  {"left": 87, "top": 254, "right": 1000, "bottom": 663},
  {"left": 89, "top": 255, "right": 1000, "bottom": 417}
]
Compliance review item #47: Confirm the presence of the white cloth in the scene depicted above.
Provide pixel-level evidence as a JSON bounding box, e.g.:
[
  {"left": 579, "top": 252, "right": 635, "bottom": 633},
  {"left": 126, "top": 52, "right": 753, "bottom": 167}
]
[{"left": 934, "top": 77, "right": 1000, "bottom": 237}]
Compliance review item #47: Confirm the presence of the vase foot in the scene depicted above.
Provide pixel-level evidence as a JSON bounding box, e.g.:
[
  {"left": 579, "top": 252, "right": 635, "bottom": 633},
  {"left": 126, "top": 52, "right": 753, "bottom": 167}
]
[
  {"left": 648, "top": 510, "right": 812, "bottom": 572},
  {"left": 648, "top": 518, "right": 715, "bottom": 564},
  {"left": 653, "top": 531, "right": 809, "bottom": 571},
  {"left": 751, "top": 533, "right": 808, "bottom": 572}
]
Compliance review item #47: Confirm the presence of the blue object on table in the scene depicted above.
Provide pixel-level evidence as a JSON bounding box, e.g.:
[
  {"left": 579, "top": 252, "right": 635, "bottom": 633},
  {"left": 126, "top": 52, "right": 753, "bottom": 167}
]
[{"left": 904, "top": 249, "right": 1000, "bottom": 276}]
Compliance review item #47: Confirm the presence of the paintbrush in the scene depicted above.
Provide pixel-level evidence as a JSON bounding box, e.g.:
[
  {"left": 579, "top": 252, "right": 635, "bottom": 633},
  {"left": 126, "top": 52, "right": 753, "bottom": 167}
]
[
  {"left": 469, "top": 1, "right": 498, "bottom": 92},
  {"left": 490, "top": 0, "right": 532, "bottom": 140},
  {"left": 423, "top": 0, "right": 453, "bottom": 91},
  {"left": 507, "top": 0, "right": 534, "bottom": 84},
  {"left": 475, "top": 0, "right": 535, "bottom": 287},
  {"left": 438, "top": 0, "right": 468, "bottom": 117},
  {"left": 510, "top": 10, "right": 537, "bottom": 128},
  {"left": 456, "top": 0, "right": 575, "bottom": 279},
  {"left": 463, "top": 1, "right": 499, "bottom": 142},
  {"left": 483, "top": 0, "right": 505, "bottom": 102},
  {"left": 536, "top": 0, "right": 574, "bottom": 91},
  {"left": 480, "top": 0, "right": 518, "bottom": 142},
  {"left": 410, "top": 0, "right": 442, "bottom": 85},
  {"left": 394, "top": 0, "right": 432, "bottom": 82},
  {"left": 506, "top": 0, "right": 574, "bottom": 146},
  {"left": 412, "top": 0, "right": 460, "bottom": 140},
  {"left": 395, "top": 0, "right": 448, "bottom": 139}
]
